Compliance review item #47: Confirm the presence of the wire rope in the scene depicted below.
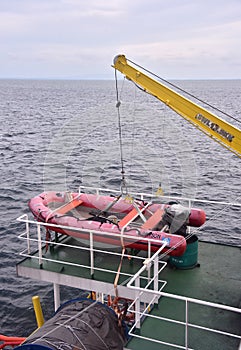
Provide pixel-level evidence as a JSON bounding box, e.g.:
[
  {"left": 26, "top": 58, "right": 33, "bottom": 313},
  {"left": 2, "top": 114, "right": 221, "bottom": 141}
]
[
  {"left": 115, "top": 69, "right": 127, "bottom": 194},
  {"left": 127, "top": 58, "right": 241, "bottom": 125},
  {"left": 129, "top": 80, "right": 138, "bottom": 191}
]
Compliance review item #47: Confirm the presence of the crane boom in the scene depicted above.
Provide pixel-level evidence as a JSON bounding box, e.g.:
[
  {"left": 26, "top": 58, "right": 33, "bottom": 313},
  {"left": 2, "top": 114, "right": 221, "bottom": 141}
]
[{"left": 113, "top": 54, "right": 241, "bottom": 158}]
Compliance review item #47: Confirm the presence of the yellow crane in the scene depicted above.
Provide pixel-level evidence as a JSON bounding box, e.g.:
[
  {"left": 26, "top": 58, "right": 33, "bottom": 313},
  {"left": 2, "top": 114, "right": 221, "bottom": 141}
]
[{"left": 113, "top": 55, "right": 241, "bottom": 158}]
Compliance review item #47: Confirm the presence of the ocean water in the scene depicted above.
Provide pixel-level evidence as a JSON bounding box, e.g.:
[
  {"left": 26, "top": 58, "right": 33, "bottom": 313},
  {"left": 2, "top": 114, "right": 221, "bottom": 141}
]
[{"left": 0, "top": 78, "right": 241, "bottom": 337}]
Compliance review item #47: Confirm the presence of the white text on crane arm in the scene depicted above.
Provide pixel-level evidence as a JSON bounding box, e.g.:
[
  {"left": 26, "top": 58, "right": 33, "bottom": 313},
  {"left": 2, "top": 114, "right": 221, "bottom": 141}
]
[{"left": 195, "top": 113, "right": 234, "bottom": 142}]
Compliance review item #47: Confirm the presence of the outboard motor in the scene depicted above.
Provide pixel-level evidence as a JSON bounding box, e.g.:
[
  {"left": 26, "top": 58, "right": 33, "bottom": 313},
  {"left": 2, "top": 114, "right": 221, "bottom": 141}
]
[{"left": 162, "top": 204, "right": 190, "bottom": 236}]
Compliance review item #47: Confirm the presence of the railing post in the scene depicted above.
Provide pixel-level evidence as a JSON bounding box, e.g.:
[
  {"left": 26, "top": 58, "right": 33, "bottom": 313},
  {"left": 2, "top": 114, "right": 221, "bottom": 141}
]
[
  {"left": 135, "top": 275, "right": 141, "bottom": 329},
  {"left": 37, "top": 223, "right": 43, "bottom": 268},
  {"left": 185, "top": 299, "right": 189, "bottom": 349},
  {"left": 154, "top": 253, "right": 159, "bottom": 304},
  {"left": 90, "top": 231, "right": 94, "bottom": 277},
  {"left": 188, "top": 199, "right": 191, "bottom": 237},
  {"left": 147, "top": 241, "right": 151, "bottom": 281},
  {"left": 26, "top": 219, "right": 30, "bottom": 254}
]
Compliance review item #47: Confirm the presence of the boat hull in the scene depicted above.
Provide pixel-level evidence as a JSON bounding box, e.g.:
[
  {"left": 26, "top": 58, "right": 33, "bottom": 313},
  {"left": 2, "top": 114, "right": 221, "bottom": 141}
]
[{"left": 28, "top": 191, "right": 205, "bottom": 257}]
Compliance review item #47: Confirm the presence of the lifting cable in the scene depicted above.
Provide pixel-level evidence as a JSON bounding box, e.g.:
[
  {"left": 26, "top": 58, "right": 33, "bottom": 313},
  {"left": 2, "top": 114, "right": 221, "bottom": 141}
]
[
  {"left": 114, "top": 70, "right": 131, "bottom": 301},
  {"left": 127, "top": 58, "right": 241, "bottom": 126},
  {"left": 115, "top": 69, "right": 128, "bottom": 195},
  {"left": 115, "top": 68, "right": 164, "bottom": 197}
]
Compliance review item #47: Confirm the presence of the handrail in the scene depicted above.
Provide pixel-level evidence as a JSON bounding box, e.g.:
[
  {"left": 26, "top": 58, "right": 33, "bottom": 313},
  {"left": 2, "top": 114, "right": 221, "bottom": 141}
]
[
  {"left": 17, "top": 213, "right": 241, "bottom": 349},
  {"left": 17, "top": 188, "right": 241, "bottom": 349},
  {"left": 127, "top": 250, "right": 241, "bottom": 349},
  {"left": 78, "top": 185, "right": 241, "bottom": 207},
  {"left": 17, "top": 214, "right": 169, "bottom": 247},
  {"left": 16, "top": 213, "right": 167, "bottom": 282},
  {"left": 128, "top": 276, "right": 241, "bottom": 314}
]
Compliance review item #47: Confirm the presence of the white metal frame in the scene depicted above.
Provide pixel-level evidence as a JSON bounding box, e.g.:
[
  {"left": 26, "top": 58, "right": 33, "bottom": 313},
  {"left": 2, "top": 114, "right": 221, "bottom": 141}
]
[
  {"left": 17, "top": 213, "right": 167, "bottom": 317},
  {"left": 127, "top": 263, "right": 241, "bottom": 349},
  {"left": 16, "top": 186, "right": 241, "bottom": 350},
  {"left": 78, "top": 185, "right": 241, "bottom": 207}
]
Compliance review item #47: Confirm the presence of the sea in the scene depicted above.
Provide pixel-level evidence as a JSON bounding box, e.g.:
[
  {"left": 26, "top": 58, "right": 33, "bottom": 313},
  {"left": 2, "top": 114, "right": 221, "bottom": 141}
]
[{"left": 0, "top": 78, "right": 241, "bottom": 337}]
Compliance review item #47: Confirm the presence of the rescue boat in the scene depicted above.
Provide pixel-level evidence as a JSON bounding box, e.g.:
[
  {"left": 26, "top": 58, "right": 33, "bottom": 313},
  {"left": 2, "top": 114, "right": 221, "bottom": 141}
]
[{"left": 28, "top": 190, "right": 206, "bottom": 257}]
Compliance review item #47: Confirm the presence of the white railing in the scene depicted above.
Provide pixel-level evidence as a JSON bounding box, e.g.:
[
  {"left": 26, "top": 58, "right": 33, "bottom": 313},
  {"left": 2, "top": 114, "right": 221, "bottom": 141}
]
[
  {"left": 17, "top": 214, "right": 167, "bottom": 274},
  {"left": 127, "top": 261, "right": 241, "bottom": 349},
  {"left": 17, "top": 187, "right": 241, "bottom": 350},
  {"left": 78, "top": 185, "right": 241, "bottom": 207},
  {"left": 16, "top": 213, "right": 168, "bottom": 324},
  {"left": 17, "top": 212, "right": 241, "bottom": 349}
]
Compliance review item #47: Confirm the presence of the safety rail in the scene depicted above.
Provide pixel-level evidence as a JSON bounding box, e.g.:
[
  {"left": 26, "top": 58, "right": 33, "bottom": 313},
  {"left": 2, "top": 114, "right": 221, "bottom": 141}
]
[
  {"left": 16, "top": 213, "right": 168, "bottom": 322},
  {"left": 17, "top": 211, "right": 241, "bottom": 349},
  {"left": 16, "top": 188, "right": 241, "bottom": 350},
  {"left": 126, "top": 263, "right": 241, "bottom": 349},
  {"left": 17, "top": 214, "right": 168, "bottom": 269},
  {"left": 78, "top": 185, "right": 241, "bottom": 207}
]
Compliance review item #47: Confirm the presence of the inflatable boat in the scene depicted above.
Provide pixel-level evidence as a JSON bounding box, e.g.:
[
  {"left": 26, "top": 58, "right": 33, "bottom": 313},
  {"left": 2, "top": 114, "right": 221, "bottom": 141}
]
[{"left": 28, "top": 191, "right": 206, "bottom": 257}]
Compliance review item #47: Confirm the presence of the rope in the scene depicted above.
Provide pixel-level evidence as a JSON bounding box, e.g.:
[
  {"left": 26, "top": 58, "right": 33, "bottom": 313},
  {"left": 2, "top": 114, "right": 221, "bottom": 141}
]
[
  {"left": 127, "top": 58, "right": 241, "bottom": 125},
  {"left": 113, "top": 71, "right": 128, "bottom": 300},
  {"left": 115, "top": 69, "right": 128, "bottom": 194},
  {"left": 129, "top": 83, "right": 138, "bottom": 187},
  {"left": 113, "top": 246, "right": 126, "bottom": 298}
]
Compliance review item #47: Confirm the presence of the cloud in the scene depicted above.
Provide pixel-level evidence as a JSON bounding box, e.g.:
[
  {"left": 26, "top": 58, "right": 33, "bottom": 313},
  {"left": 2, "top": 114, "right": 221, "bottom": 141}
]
[{"left": 0, "top": 0, "right": 241, "bottom": 78}]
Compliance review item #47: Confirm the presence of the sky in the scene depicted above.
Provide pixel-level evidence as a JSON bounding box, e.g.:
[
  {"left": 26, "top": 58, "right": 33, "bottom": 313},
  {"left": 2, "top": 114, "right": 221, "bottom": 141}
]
[{"left": 0, "top": 0, "right": 241, "bottom": 79}]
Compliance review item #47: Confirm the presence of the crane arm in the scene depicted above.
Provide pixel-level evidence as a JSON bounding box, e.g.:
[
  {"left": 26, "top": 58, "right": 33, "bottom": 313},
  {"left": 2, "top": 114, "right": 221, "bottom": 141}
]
[{"left": 113, "top": 54, "right": 241, "bottom": 158}]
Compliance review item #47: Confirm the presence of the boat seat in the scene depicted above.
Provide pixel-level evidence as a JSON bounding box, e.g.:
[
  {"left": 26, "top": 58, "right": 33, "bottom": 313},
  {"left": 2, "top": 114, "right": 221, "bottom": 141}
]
[
  {"left": 119, "top": 202, "right": 151, "bottom": 228},
  {"left": 56, "top": 197, "right": 83, "bottom": 215},
  {"left": 141, "top": 208, "right": 164, "bottom": 230},
  {"left": 118, "top": 208, "right": 140, "bottom": 228}
]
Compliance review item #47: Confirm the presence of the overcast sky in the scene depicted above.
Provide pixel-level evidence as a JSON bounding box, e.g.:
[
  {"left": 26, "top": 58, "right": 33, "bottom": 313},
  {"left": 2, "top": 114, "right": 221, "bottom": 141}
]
[{"left": 1, "top": 0, "right": 241, "bottom": 79}]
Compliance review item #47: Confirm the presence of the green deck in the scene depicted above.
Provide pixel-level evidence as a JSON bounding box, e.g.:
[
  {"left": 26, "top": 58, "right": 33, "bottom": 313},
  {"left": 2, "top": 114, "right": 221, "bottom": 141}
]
[{"left": 16, "top": 236, "right": 241, "bottom": 350}]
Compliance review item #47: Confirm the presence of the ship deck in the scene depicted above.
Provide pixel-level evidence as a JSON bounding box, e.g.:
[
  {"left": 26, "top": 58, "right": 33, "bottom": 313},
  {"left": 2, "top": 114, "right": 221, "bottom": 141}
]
[{"left": 16, "top": 233, "right": 241, "bottom": 350}]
